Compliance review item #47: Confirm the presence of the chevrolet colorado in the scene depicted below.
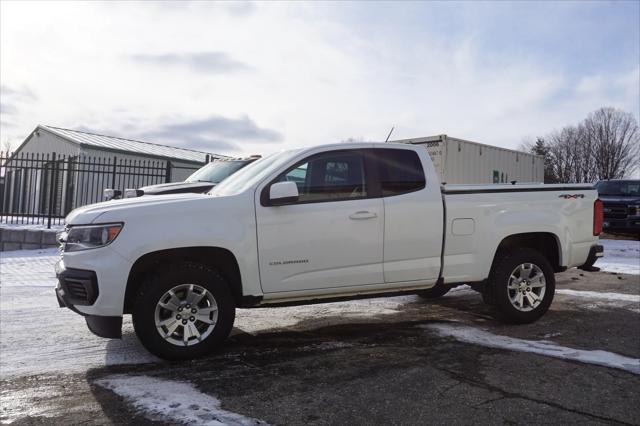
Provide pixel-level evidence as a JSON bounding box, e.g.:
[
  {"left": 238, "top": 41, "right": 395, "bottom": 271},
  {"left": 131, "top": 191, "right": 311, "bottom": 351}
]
[{"left": 56, "top": 143, "right": 603, "bottom": 359}]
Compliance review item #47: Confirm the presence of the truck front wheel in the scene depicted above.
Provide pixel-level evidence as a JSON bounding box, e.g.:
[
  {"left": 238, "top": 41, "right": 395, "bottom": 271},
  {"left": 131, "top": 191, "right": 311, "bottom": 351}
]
[
  {"left": 488, "top": 247, "right": 555, "bottom": 324},
  {"left": 132, "top": 262, "right": 236, "bottom": 360}
]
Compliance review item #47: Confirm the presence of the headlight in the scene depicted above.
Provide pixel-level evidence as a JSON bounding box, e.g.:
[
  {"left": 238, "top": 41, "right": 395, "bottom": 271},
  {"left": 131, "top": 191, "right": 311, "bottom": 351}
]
[
  {"left": 64, "top": 223, "right": 123, "bottom": 252},
  {"left": 632, "top": 205, "right": 640, "bottom": 216}
]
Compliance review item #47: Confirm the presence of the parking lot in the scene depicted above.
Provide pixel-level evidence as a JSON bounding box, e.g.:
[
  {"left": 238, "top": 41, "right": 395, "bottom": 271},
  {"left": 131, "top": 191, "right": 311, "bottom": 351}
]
[{"left": 1, "top": 244, "right": 639, "bottom": 425}]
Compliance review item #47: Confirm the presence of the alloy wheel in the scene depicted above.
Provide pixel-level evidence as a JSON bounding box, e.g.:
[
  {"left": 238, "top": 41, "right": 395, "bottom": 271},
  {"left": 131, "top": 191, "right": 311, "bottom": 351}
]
[
  {"left": 154, "top": 284, "right": 218, "bottom": 346},
  {"left": 507, "top": 263, "right": 546, "bottom": 312}
]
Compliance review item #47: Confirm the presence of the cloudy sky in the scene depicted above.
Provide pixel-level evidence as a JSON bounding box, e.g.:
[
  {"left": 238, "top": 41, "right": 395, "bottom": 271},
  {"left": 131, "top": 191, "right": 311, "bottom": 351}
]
[{"left": 1, "top": 1, "right": 638, "bottom": 156}]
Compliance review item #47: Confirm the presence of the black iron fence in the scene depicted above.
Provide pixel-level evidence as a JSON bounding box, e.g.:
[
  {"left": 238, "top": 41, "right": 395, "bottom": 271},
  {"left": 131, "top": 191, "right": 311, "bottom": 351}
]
[{"left": 0, "top": 152, "right": 203, "bottom": 228}]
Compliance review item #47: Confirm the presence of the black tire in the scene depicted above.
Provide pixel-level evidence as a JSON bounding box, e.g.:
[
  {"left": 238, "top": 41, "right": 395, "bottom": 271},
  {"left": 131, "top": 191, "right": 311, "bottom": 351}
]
[
  {"left": 132, "top": 261, "right": 235, "bottom": 360},
  {"left": 417, "top": 283, "right": 451, "bottom": 299},
  {"left": 488, "top": 247, "right": 555, "bottom": 324}
]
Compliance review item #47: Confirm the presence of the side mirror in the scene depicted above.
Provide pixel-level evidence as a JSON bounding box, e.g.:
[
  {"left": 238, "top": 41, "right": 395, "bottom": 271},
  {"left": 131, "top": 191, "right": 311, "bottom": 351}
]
[{"left": 269, "top": 181, "right": 299, "bottom": 205}]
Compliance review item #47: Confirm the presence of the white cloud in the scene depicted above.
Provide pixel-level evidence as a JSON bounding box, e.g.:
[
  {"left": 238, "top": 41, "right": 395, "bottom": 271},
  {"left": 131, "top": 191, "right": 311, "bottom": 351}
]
[{"left": 1, "top": 2, "right": 638, "bottom": 156}]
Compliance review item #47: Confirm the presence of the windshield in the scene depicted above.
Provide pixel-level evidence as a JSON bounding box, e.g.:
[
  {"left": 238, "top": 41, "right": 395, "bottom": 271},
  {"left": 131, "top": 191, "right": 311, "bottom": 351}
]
[
  {"left": 212, "top": 149, "right": 301, "bottom": 196},
  {"left": 186, "top": 160, "right": 251, "bottom": 183},
  {"left": 596, "top": 180, "right": 640, "bottom": 196}
]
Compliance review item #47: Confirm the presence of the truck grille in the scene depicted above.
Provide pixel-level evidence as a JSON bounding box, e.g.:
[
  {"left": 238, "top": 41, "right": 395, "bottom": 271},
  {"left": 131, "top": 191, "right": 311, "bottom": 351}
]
[
  {"left": 603, "top": 203, "right": 628, "bottom": 219},
  {"left": 65, "top": 280, "right": 90, "bottom": 301}
]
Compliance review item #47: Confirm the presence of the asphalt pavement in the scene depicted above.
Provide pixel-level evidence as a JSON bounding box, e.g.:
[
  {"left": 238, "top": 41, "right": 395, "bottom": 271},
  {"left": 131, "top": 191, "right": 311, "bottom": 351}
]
[{"left": 2, "top": 267, "right": 639, "bottom": 425}]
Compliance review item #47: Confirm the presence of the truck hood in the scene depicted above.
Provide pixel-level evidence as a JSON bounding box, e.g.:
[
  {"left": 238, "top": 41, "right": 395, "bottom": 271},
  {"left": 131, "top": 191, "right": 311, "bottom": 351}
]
[
  {"left": 66, "top": 193, "right": 210, "bottom": 225},
  {"left": 139, "top": 181, "right": 215, "bottom": 195}
]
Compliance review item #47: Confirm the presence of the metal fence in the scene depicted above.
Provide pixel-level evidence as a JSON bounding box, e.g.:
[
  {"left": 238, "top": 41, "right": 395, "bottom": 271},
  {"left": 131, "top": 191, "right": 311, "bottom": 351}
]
[{"left": 0, "top": 152, "right": 202, "bottom": 228}]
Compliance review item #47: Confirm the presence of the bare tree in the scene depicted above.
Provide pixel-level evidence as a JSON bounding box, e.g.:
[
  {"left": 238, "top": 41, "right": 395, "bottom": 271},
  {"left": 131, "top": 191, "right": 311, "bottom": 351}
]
[
  {"left": 2, "top": 138, "right": 13, "bottom": 154},
  {"left": 538, "top": 107, "right": 639, "bottom": 183},
  {"left": 583, "top": 107, "right": 639, "bottom": 180},
  {"left": 546, "top": 125, "right": 586, "bottom": 183}
]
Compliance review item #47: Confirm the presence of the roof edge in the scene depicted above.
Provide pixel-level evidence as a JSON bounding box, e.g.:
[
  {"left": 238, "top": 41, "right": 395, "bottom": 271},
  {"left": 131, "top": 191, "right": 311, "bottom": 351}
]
[{"left": 41, "top": 125, "right": 227, "bottom": 158}]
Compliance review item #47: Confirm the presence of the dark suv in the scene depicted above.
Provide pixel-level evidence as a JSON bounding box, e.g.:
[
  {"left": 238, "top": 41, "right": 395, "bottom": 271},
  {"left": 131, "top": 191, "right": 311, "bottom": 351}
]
[
  {"left": 595, "top": 179, "right": 640, "bottom": 236},
  {"left": 105, "top": 156, "right": 260, "bottom": 200}
]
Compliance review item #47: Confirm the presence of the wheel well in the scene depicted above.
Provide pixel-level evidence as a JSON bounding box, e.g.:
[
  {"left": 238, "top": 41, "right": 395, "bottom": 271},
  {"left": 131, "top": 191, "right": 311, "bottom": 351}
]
[
  {"left": 492, "top": 233, "right": 562, "bottom": 272},
  {"left": 124, "top": 247, "right": 242, "bottom": 314}
]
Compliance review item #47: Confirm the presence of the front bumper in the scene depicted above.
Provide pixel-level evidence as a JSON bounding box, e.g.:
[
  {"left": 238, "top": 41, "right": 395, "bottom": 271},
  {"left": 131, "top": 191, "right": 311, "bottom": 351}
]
[
  {"left": 56, "top": 266, "right": 99, "bottom": 306},
  {"left": 56, "top": 262, "right": 122, "bottom": 339}
]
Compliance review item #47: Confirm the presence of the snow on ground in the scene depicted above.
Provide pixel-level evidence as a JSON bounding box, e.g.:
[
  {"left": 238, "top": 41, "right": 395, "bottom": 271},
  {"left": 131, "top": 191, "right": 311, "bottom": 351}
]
[
  {"left": 597, "top": 239, "right": 640, "bottom": 275},
  {"left": 0, "top": 249, "right": 159, "bottom": 379},
  {"left": 235, "top": 296, "right": 413, "bottom": 335},
  {"left": 555, "top": 289, "right": 640, "bottom": 312},
  {"left": 0, "top": 248, "right": 412, "bottom": 379},
  {"left": 0, "top": 383, "right": 66, "bottom": 423},
  {"left": 0, "top": 221, "right": 65, "bottom": 231},
  {"left": 424, "top": 323, "right": 640, "bottom": 375},
  {"left": 0, "top": 239, "right": 636, "bottom": 379},
  {"left": 0, "top": 286, "right": 160, "bottom": 379},
  {"left": 0, "top": 248, "right": 60, "bottom": 287},
  {"left": 556, "top": 289, "right": 639, "bottom": 303},
  {"left": 95, "top": 375, "right": 265, "bottom": 425},
  {"left": 556, "top": 288, "right": 640, "bottom": 313}
]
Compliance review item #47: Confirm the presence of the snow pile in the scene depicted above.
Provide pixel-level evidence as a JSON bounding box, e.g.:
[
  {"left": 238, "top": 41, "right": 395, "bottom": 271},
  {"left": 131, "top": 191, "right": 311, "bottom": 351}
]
[
  {"left": 424, "top": 323, "right": 640, "bottom": 375},
  {"left": 556, "top": 289, "right": 639, "bottom": 303},
  {"left": 597, "top": 239, "right": 640, "bottom": 275},
  {"left": 95, "top": 375, "right": 266, "bottom": 425}
]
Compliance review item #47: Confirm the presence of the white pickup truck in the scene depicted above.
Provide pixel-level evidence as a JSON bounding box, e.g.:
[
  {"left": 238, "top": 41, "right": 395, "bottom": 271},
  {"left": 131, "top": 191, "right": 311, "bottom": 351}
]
[{"left": 56, "top": 142, "right": 604, "bottom": 359}]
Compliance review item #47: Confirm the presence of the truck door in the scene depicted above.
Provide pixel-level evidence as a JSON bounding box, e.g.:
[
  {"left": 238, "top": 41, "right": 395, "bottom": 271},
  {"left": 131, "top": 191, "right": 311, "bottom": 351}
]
[
  {"left": 255, "top": 149, "right": 384, "bottom": 293},
  {"left": 372, "top": 148, "right": 443, "bottom": 283}
]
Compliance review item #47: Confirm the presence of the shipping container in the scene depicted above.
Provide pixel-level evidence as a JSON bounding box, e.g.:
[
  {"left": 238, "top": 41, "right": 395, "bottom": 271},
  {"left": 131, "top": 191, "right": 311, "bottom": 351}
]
[{"left": 391, "top": 134, "right": 544, "bottom": 184}]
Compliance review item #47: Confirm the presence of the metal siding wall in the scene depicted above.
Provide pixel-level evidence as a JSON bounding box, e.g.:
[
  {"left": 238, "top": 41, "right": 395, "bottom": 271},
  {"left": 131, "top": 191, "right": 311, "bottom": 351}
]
[
  {"left": 79, "top": 148, "right": 201, "bottom": 185},
  {"left": 442, "top": 138, "right": 543, "bottom": 184},
  {"left": 389, "top": 136, "right": 544, "bottom": 184},
  {"left": 170, "top": 160, "right": 200, "bottom": 182},
  {"left": 17, "top": 130, "right": 82, "bottom": 157},
  {"left": 425, "top": 145, "right": 444, "bottom": 178}
]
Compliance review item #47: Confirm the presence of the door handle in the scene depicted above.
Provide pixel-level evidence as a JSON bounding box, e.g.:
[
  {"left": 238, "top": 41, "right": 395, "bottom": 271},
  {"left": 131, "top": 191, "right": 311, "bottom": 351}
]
[{"left": 349, "top": 211, "right": 377, "bottom": 220}]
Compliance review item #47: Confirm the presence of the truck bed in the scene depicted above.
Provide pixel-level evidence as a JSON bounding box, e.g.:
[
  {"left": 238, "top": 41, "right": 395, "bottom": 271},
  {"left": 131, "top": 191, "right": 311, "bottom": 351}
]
[{"left": 440, "top": 183, "right": 598, "bottom": 284}]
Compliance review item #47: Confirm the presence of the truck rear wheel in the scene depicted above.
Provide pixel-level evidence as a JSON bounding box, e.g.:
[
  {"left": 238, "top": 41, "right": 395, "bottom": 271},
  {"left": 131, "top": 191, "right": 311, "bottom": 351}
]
[
  {"left": 488, "top": 247, "right": 555, "bottom": 324},
  {"left": 132, "top": 262, "right": 235, "bottom": 360}
]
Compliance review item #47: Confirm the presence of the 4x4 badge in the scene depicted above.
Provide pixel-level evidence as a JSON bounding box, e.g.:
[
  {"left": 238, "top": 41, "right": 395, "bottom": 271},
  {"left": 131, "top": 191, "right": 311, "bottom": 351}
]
[{"left": 558, "top": 194, "right": 585, "bottom": 199}]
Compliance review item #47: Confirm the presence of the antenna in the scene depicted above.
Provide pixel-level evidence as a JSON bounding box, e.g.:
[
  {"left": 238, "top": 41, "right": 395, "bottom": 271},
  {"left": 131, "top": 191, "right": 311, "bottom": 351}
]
[{"left": 384, "top": 126, "right": 395, "bottom": 143}]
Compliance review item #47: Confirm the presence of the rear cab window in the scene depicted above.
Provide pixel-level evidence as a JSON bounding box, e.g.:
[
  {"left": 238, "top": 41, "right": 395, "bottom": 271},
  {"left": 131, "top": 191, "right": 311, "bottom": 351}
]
[{"left": 373, "top": 148, "right": 426, "bottom": 196}]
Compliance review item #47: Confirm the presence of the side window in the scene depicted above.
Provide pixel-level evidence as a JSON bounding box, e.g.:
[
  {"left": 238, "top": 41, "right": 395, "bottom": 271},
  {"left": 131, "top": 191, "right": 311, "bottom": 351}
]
[
  {"left": 277, "top": 151, "right": 367, "bottom": 203},
  {"left": 375, "top": 149, "right": 426, "bottom": 196},
  {"left": 282, "top": 163, "right": 308, "bottom": 187}
]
